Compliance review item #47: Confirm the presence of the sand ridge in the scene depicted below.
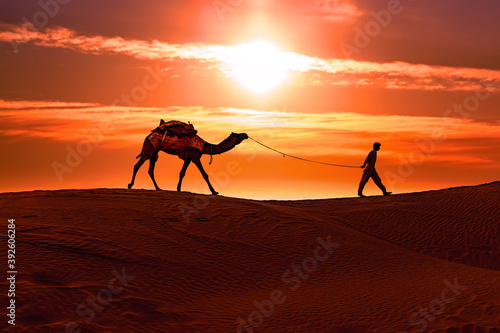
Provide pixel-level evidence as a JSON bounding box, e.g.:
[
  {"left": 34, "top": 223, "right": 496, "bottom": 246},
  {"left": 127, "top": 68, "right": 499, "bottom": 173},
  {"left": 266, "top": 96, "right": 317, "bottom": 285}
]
[{"left": 1, "top": 183, "right": 499, "bottom": 332}]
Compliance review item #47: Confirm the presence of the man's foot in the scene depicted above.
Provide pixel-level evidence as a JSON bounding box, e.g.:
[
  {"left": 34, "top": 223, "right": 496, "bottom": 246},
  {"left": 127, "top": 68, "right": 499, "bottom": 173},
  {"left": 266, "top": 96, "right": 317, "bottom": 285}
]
[
  {"left": 358, "top": 193, "right": 366, "bottom": 197},
  {"left": 383, "top": 192, "right": 392, "bottom": 196}
]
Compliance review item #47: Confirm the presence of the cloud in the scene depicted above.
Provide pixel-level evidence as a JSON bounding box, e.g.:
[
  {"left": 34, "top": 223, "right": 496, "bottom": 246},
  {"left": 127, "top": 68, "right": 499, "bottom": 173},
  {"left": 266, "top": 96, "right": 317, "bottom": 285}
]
[
  {"left": 1, "top": 101, "right": 499, "bottom": 195},
  {"left": 1, "top": 23, "right": 500, "bottom": 92},
  {"left": 0, "top": 100, "right": 100, "bottom": 110},
  {"left": 1, "top": 101, "right": 499, "bottom": 161},
  {"left": 310, "top": 0, "right": 363, "bottom": 22}
]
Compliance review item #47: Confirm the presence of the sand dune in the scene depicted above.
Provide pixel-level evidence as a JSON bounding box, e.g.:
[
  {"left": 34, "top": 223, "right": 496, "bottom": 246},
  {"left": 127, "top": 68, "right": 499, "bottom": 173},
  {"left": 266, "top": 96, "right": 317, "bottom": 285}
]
[{"left": 1, "top": 182, "right": 500, "bottom": 332}]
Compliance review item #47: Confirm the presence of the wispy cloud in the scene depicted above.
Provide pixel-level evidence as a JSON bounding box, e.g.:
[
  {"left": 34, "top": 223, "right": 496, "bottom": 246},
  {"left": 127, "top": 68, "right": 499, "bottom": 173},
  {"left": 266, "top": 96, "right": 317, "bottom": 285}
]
[
  {"left": 0, "top": 100, "right": 100, "bottom": 110},
  {"left": 309, "top": 0, "right": 363, "bottom": 22},
  {"left": 1, "top": 23, "right": 500, "bottom": 92},
  {"left": 1, "top": 100, "right": 499, "bottom": 161},
  {"left": 1, "top": 101, "right": 499, "bottom": 196}
]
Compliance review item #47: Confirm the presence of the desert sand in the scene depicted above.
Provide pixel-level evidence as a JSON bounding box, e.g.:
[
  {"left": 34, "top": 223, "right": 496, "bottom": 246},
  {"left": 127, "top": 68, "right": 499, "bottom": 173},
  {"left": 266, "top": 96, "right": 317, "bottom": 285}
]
[{"left": 1, "top": 182, "right": 500, "bottom": 333}]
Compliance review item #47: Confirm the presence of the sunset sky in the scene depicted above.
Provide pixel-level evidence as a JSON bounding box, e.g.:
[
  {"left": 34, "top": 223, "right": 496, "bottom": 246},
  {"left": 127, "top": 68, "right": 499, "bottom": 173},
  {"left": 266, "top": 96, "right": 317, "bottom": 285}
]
[{"left": 0, "top": 0, "right": 499, "bottom": 199}]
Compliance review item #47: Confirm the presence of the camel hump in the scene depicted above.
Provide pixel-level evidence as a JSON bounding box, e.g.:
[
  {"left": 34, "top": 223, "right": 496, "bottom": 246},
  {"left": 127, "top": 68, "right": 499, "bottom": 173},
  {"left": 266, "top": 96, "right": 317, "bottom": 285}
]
[{"left": 160, "top": 120, "right": 197, "bottom": 136}]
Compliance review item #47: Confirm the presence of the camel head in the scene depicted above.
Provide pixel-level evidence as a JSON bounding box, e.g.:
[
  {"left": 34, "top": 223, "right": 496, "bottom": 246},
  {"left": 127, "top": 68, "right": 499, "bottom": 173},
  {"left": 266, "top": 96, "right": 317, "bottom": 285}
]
[{"left": 231, "top": 132, "right": 248, "bottom": 145}]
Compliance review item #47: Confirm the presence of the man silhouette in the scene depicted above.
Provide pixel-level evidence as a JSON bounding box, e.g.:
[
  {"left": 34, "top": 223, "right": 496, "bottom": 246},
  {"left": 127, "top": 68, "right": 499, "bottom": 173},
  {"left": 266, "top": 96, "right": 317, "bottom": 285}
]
[{"left": 358, "top": 142, "right": 392, "bottom": 197}]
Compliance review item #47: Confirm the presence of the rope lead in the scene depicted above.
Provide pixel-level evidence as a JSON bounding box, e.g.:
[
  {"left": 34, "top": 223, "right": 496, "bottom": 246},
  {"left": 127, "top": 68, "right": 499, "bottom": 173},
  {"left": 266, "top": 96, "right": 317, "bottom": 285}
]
[{"left": 248, "top": 136, "right": 359, "bottom": 169}]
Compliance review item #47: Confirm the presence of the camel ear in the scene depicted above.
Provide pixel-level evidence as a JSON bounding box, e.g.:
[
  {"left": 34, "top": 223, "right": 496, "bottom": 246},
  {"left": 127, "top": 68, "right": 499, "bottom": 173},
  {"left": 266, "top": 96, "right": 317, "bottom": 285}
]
[{"left": 159, "top": 119, "right": 165, "bottom": 125}]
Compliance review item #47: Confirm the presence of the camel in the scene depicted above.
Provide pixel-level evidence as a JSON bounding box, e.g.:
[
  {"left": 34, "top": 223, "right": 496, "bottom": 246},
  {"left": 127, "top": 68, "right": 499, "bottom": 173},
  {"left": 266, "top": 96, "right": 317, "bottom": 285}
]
[{"left": 128, "top": 131, "right": 248, "bottom": 195}]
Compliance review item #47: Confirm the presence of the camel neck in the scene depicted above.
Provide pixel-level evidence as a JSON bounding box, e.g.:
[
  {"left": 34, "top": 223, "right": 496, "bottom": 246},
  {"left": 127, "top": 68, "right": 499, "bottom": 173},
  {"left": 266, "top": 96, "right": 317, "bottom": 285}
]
[{"left": 203, "top": 136, "right": 238, "bottom": 155}]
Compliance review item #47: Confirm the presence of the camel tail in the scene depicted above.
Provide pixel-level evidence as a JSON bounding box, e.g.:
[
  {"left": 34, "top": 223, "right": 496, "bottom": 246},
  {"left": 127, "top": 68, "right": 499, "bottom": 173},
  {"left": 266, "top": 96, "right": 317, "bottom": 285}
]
[{"left": 136, "top": 137, "right": 149, "bottom": 159}]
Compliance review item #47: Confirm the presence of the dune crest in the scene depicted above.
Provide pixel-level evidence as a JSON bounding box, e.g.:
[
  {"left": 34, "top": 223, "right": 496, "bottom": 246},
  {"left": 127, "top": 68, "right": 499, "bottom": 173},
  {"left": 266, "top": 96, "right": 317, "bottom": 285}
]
[{"left": 1, "top": 183, "right": 499, "bottom": 332}]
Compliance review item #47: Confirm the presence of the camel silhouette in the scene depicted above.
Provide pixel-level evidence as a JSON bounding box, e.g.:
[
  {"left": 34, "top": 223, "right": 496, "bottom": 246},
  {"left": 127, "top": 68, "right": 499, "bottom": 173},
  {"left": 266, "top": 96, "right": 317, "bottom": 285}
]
[{"left": 128, "top": 129, "right": 248, "bottom": 195}]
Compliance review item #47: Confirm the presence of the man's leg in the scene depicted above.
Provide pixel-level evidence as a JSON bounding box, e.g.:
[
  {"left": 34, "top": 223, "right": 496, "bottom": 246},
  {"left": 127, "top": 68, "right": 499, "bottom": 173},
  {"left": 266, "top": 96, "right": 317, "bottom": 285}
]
[
  {"left": 371, "top": 170, "right": 390, "bottom": 195},
  {"left": 358, "top": 170, "right": 371, "bottom": 196}
]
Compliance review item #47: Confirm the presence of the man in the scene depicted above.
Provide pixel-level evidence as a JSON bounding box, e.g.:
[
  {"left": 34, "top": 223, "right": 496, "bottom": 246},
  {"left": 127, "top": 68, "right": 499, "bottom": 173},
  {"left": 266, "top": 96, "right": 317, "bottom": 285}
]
[{"left": 358, "top": 142, "right": 392, "bottom": 197}]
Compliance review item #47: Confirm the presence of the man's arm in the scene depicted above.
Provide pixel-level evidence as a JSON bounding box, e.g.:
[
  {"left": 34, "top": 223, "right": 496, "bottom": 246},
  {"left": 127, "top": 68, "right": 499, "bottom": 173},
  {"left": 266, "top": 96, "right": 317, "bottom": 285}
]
[{"left": 361, "top": 151, "right": 374, "bottom": 168}]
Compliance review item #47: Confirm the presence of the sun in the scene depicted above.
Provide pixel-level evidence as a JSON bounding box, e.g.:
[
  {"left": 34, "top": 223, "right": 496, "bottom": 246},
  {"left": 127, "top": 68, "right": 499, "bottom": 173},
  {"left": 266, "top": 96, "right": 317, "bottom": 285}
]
[{"left": 225, "top": 40, "right": 290, "bottom": 94}]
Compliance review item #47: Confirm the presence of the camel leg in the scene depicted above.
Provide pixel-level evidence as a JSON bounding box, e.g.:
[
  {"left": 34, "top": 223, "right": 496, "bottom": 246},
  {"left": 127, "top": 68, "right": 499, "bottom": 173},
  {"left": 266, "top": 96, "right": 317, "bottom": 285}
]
[
  {"left": 128, "top": 156, "right": 148, "bottom": 189},
  {"left": 177, "top": 158, "right": 192, "bottom": 192},
  {"left": 148, "top": 152, "right": 162, "bottom": 190},
  {"left": 193, "top": 158, "right": 218, "bottom": 195}
]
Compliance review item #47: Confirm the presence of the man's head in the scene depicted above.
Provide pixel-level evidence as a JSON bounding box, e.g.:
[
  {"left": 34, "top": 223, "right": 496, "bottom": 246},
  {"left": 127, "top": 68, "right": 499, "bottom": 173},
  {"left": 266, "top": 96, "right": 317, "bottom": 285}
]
[{"left": 373, "top": 142, "right": 381, "bottom": 151}]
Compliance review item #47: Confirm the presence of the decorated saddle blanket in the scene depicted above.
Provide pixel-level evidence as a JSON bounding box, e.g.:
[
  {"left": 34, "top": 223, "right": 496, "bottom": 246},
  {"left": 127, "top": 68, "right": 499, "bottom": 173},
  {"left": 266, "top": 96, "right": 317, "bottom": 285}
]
[
  {"left": 158, "top": 120, "right": 197, "bottom": 136},
  {"left": 148, "top": 131, "right": 205, "bottom": 152}
]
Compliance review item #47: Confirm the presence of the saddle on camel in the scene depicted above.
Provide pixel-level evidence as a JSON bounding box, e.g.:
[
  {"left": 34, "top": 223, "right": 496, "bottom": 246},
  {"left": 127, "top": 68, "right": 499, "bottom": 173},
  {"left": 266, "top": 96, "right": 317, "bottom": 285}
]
[{"left": 148, "top": 120, "right": 205, "bottom": 159}]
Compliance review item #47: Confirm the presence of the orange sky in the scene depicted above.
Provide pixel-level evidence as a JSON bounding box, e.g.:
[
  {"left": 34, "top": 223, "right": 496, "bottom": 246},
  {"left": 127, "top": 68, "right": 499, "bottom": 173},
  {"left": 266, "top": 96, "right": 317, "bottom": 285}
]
[{"left": 0, "top": 0, "right": 499, "bottom": 199}]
